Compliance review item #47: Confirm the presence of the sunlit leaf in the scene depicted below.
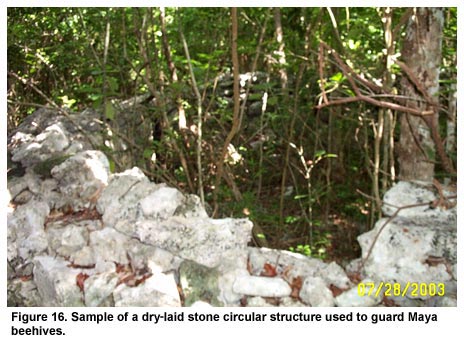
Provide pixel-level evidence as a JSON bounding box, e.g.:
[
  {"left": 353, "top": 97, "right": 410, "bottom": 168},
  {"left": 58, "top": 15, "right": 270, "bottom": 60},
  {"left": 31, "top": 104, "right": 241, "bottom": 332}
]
[{"left": 330, "top": 72, "right": 344, "bottom": 82}]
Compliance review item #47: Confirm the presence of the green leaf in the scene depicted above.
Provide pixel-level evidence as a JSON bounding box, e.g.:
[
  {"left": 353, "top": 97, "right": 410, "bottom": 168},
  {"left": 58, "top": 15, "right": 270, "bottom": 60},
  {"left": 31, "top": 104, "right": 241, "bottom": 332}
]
[
  {"left": 330, "top": 72, "right": 344, "bottom": 82},
  {"left": 104, "top": 101, "right": 115, "bottom": 121},
  {"left": 60, "top": 95, "right": 76, "bottom": 109},
  {"left": 108, "top": 159, "right": 115, "bottom": 173},
  {"left": 314, "top": 149, "right": 326, "bottom": 158}
]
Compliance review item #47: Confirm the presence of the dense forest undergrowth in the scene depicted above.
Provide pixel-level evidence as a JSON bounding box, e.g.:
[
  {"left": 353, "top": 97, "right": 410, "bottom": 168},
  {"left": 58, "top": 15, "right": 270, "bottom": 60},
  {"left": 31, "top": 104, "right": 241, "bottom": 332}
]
[{"left": 7, "top": 7, "right": 457, "bottom": 263}]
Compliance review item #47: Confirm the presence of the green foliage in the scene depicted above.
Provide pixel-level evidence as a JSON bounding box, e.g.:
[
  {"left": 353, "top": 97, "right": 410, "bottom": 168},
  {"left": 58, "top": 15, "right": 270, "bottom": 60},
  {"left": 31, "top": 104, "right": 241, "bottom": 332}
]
[
  {"left": 289, "top": 244, "right": 312, "bottom": 257},
  {"left": 289, "top": 241, "right": 328, "bottom": 260}
]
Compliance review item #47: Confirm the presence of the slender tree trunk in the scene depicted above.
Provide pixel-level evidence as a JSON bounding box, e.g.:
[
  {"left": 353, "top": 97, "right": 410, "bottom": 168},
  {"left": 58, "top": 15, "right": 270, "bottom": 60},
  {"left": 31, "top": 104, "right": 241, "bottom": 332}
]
[
  {"left": 179, "top": 27, "right": 205, "bottom": 205},
  {"left": 213, "top": 7, "right": 241, "bottom": 216},
  {"left": 274, "top": 7, "right": 290, "bottom": 226},
  {"left": 398, "top": 8, "right": 444, "bottom": 182},
  {"left": 160, "top": 8, "right": 186, "bottom": 130}
]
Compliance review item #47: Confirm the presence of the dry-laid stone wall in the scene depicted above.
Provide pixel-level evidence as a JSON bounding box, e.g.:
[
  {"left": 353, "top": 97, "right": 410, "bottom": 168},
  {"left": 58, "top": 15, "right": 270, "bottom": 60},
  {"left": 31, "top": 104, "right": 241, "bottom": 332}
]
[{"left": 7, "top": 106, "right": 456, "bottom": 307}]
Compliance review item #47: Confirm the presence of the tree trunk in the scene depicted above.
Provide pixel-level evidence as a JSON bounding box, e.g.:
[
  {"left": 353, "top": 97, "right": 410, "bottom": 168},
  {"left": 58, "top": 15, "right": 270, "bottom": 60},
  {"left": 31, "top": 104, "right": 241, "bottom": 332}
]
[
  {"left": 212, "top": 7, "right": 241, "bottom": 216},
  {"left": 398, "top": 8, "right": 444, "bottom": 182}
]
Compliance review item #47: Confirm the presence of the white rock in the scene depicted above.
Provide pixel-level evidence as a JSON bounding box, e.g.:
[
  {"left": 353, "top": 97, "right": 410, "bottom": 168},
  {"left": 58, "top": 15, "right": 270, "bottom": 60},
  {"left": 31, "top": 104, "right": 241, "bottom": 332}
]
[
  {"left": 232, "top": 276, "right": 291, "bottom": 297},
  {"left": 47, "top": 224, "right": 89, "bottom": 257},
  {"left": 358, "top": 217, "right": 455, "bottom": 288},
  {"left": 299, "top": 276, "right": 335, "bottom": 306},
  {"left": 136, "top": 216, "right": 252, "bottom": 268},
  {"left": 145, "top": 247, "right": 183, "bottom": 273},
  {"left": 89, "top": 227, "right": 130, "bottom": 265},
  {"left": 96, "top": 168, "right": 158, "bottom": 232},
  {"left": 11, "top": 123, "right": 70, "bottom": 167},
  {"left": 320, "top": 261, "right": 351, "bottom": 289},
  {"left": 247, "top": 247, "right": 326, "bottom": 281},
  {"left": 84, "top": 272, "right": 119, "bottom": 306},
  {"left": 217, "top": 251, "right": 250, "bottom": 305},
  {"left": 33, "top": 256, "right": 84, "bottom": 306},
  {"left": 113, "top": 272, "right": 181, "bottom": 307},
  {"left": 7, "top": 176, "right": 29, "bottom": 201},
  {"left": 70, "top": 246, "right": 96, "bottom": 267},
  {"left": 382, "top": 181, "right": 456, "bottom": 223},
  {"left": 8, "top": 199, "right": 50, "bottom": 261},
  {"left": 51, "top": 150, "right": 109, "bottom": 211},
  {"left": 173, "top": 194, "right": 208, "bottom": 218},
  {"left": 139, "top": 186, "right": 184, "bottom": 219}
]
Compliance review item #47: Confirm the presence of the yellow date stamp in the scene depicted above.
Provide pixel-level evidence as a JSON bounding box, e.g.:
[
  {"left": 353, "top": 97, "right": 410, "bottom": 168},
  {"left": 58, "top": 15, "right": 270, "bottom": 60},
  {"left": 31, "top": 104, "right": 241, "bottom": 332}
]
[{"left": 357, "top": 282, "right": 445, "bottom": 298}]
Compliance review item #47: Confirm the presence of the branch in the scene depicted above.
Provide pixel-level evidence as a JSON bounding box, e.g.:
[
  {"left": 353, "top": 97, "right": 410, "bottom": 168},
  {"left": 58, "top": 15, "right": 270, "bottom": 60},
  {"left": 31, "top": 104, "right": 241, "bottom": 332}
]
[
  {"left": 319, "top": 41, "right": 384, "bottom": 95},
  {"left": 315, "top": 94, "right": 433, "bottom": 117},
  {"left": 316, "top": 41, "right": 456, "bottom": 176},
  {"left": 394, "top": 59, "right": 439, "bottom": 111}
]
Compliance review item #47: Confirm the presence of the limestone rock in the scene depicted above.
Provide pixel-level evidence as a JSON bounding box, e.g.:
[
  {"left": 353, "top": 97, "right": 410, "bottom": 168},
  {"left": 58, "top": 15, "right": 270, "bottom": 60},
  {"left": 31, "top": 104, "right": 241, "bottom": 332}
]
[
  {"left": 216, "top": 251, "right": 250, "bottom": 305},
  {"left": 382, "top": 181, "right": 456, "bottom": 224},
  {"left": 96, "top": 167, "right": 158, "bottom": 232},
  {"left": 47, "top": 223, "right": 89, "bottom": 257},
  {"left": 179, "top": 260, "right": 223, "bottom": 306},
  {"left": 136, "top": 217, "right": 252, "bottom": 268},
  {"left": 51, "top": 150, "right": 109, "bottom": 211},
  {"left": 248, "top": 247, "right": 327, "bottom": 281},
  {"left": 299, "top": 276, "right": 335, "bottom": 306},
  {"left": 7, "top": 199, "right": 50, "bottom": 262},
  {"left": 139, "top": 186, "right": 185, "bottom": 220},
  {"left": 358, "top": 216, "right": 456, "bottom": 291},
  {"left": 10, "top": 123, "right": 70, "bottom": 167},
  {"left": 320, "top": 261, "right": 352, "bottom": 289},
  {"left": 84, "top": 271, "right": 119, "bottom": 306},
  {"left": 113, "top": 272, "right": 181, "bottom": 307},
  {"left": 233, "top": 276, "right": 291, "bottom": 298},
  {"left": 89, "top": 227, "right": 131, "bottom": 265},
  {"left": 33, "top": 256, "right": 84, "bottom": 306},
  {"left": 8, "top": 279, "right": 42, "bottom": 307}
]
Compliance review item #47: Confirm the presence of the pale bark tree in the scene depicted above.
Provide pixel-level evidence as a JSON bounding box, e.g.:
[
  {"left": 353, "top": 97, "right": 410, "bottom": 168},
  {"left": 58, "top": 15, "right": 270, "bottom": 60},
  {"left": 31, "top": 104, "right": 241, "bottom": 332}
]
[{"left": 398, "top": 8, "right": 444, "bottom": 182}]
